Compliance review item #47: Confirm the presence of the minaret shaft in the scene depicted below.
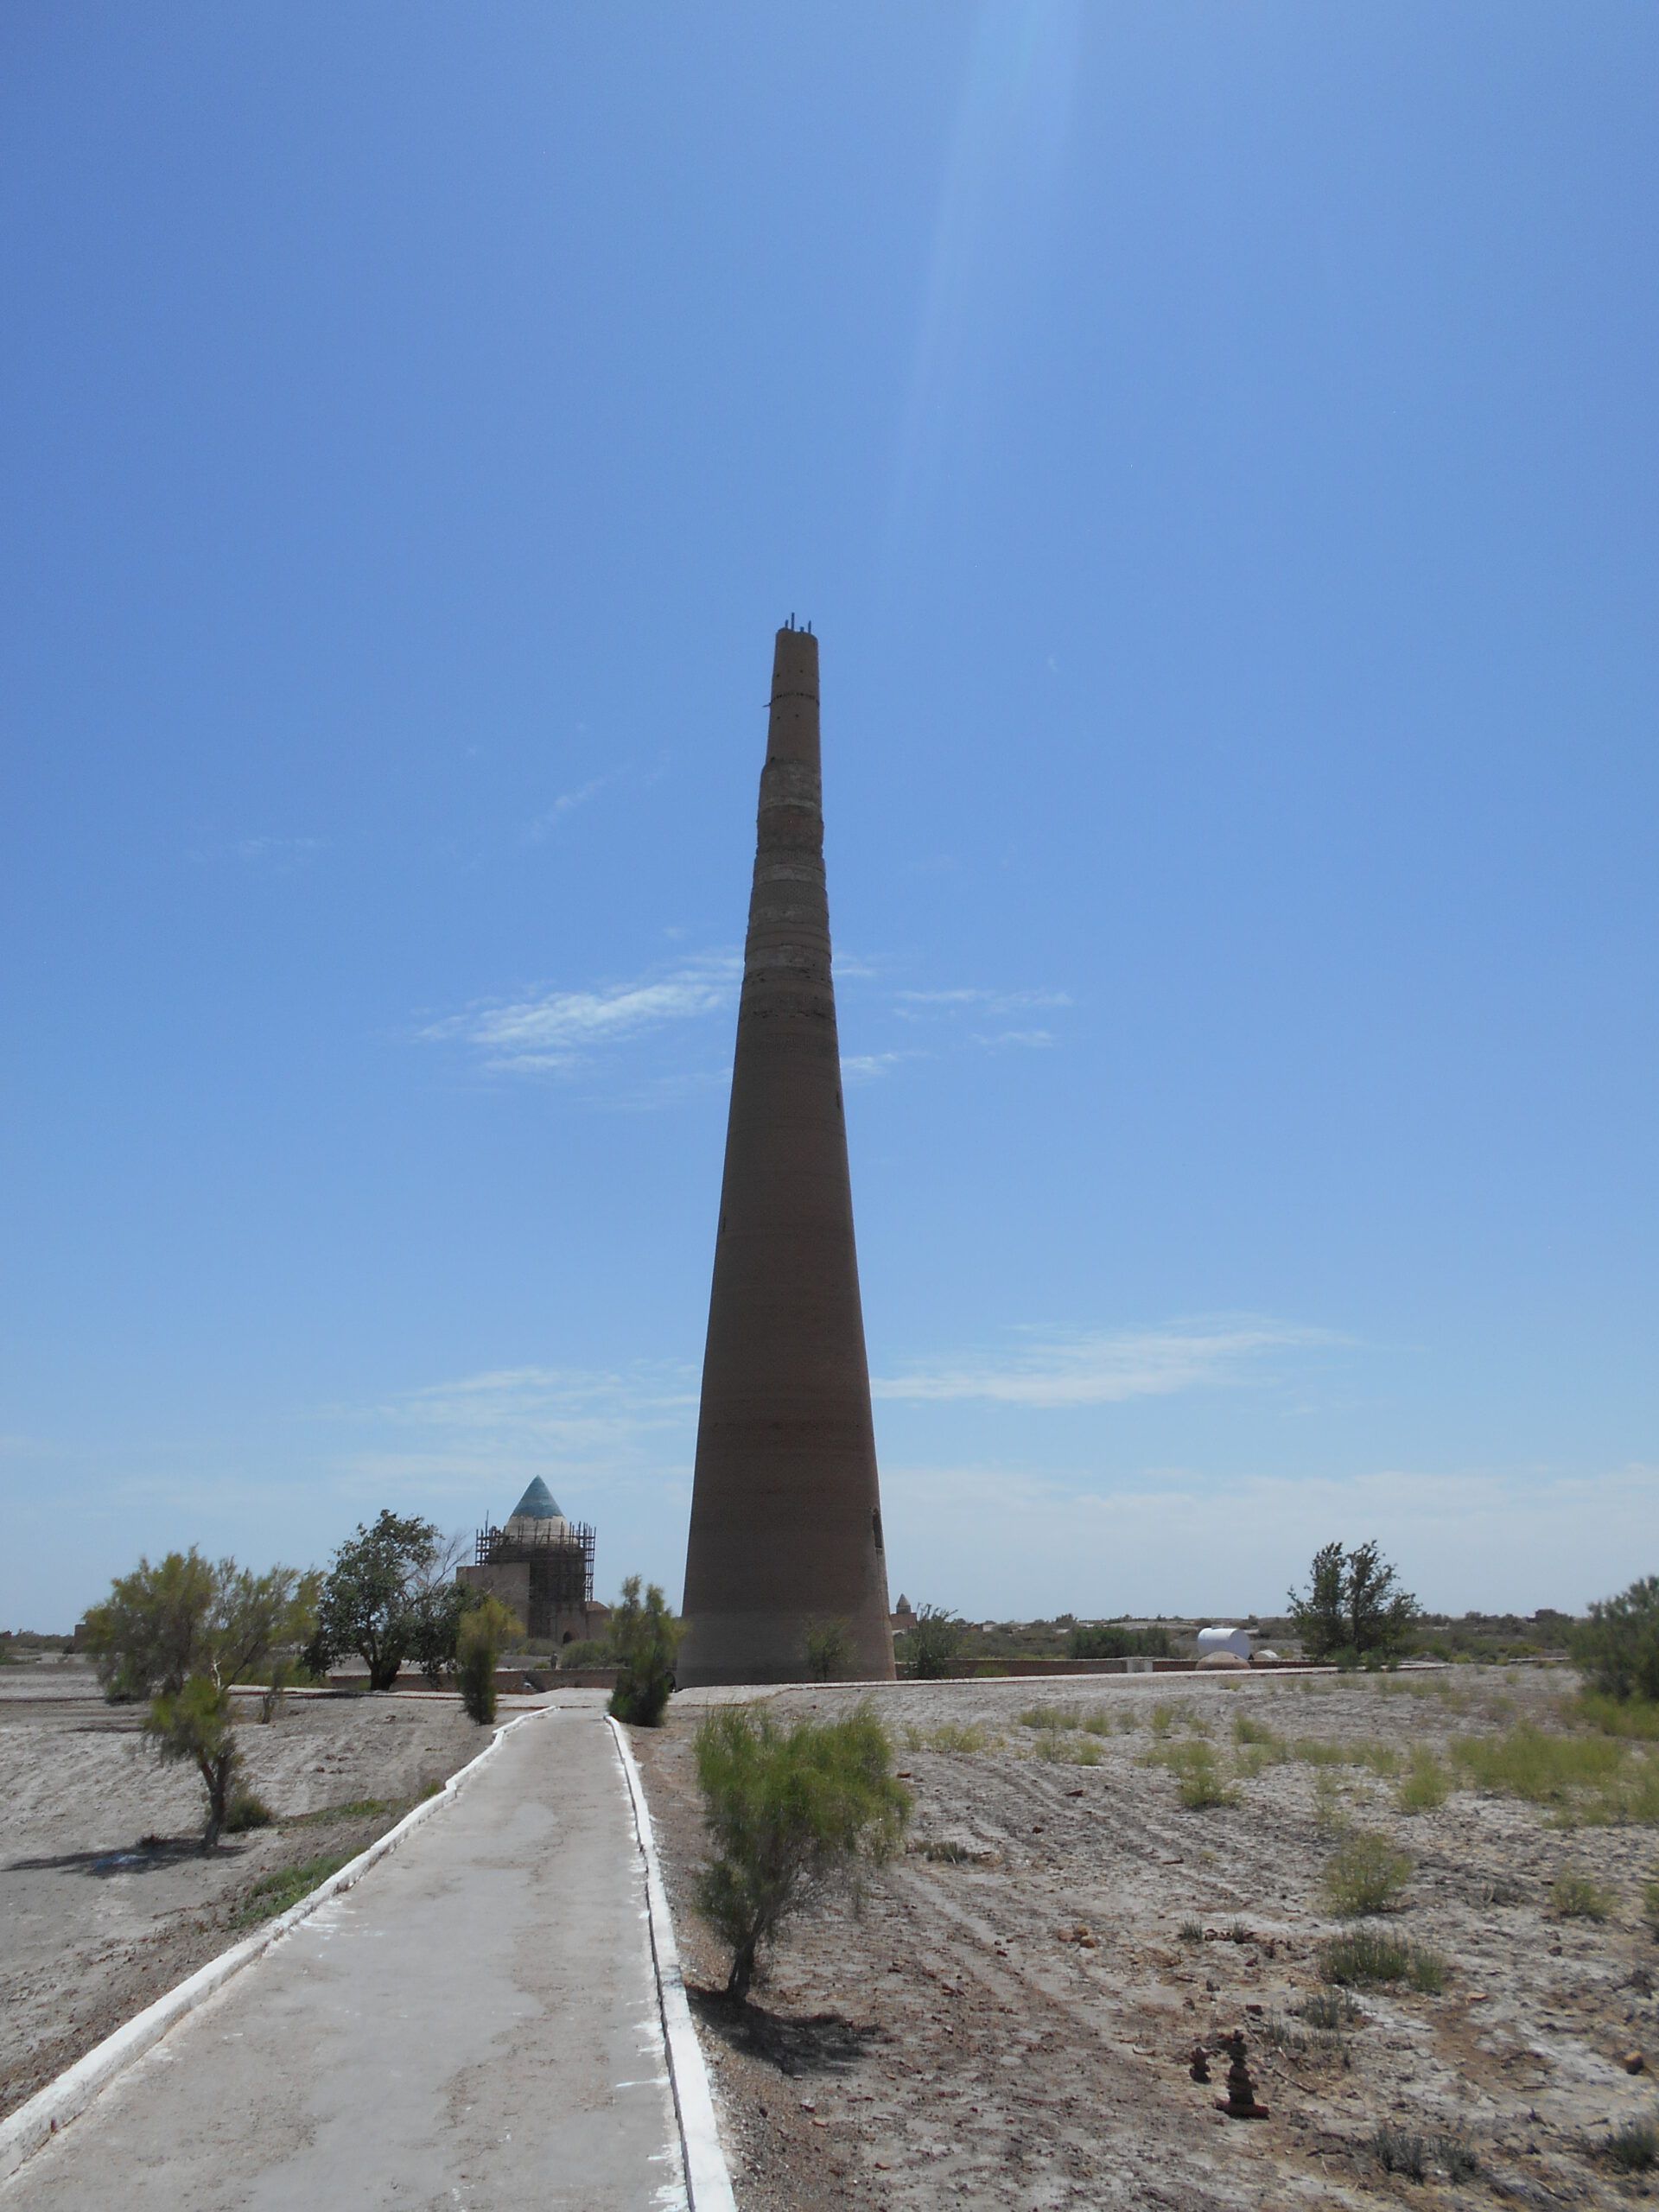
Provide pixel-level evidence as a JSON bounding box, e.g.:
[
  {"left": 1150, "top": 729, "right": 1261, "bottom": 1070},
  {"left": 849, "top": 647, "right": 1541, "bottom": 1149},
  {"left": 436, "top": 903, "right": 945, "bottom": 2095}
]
[{"left": 678, "top": 627, "right": 895, "bottom": 1687}]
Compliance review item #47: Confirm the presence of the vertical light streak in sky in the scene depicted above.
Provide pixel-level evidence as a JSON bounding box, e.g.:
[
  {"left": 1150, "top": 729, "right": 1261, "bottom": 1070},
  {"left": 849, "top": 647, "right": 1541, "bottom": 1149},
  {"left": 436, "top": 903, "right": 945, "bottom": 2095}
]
[{"left": 886, "top": 0, "right": 1082, "bottom": 578}]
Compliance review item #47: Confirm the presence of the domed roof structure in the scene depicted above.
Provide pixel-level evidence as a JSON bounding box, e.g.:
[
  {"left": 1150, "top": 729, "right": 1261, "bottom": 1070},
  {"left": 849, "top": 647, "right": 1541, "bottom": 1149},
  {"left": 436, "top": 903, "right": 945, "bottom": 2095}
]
[{"left": 510, "top": 1477, "right": 563, "bottom": 1522}]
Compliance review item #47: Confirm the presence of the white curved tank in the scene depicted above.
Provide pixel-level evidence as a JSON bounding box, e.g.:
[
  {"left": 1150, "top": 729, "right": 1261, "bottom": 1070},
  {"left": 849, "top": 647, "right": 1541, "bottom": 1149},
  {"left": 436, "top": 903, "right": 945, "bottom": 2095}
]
[{"left": 1195, "top": 1624, "right": 1253, "bottom": 1661}]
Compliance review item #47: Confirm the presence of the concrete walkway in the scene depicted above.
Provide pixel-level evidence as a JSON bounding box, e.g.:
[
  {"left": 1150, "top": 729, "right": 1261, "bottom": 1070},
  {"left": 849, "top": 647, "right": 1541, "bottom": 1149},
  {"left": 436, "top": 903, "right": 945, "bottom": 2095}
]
[{"left": 3, "top": 1704, "right": 687, "bottom": 2211}]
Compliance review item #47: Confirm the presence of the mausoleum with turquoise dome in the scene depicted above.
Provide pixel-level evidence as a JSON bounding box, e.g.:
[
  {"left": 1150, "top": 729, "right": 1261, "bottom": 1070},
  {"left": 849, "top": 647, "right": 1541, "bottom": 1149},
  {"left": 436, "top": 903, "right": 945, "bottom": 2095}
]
[{"left": 457, "top": 1478, "right": 607, "bottom": 1646}]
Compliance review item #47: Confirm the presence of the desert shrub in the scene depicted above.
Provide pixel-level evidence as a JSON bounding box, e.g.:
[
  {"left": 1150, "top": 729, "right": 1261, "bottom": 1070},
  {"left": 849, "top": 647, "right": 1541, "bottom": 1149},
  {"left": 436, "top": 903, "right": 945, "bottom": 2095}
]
[
  {"left": 234, "top": 1850, "right": 353, "bottom": 1928},
  {"left": 1373, "top": 2126, "right": 1426, "bottom": 2180},
  {"left": 1320, "top": 1929, "right": 1444, "bottom": 1991},
  {"left": 1233, "top": 1713, "right": 1279, "bottom": 1747},
  {"left": 1607, "top": 2120, "right": 1657, "bottom": 2171},
  {"left": 1451, "top": 1723, "right": 1629, "bottom": 1815},
  {"left": 1035, "top": 1731, "right": 1102, "bottom": 1766},
  {"left": 1398, "top": 1746, "right": 1449, "bottom": 1813},
  {"left": 1179, "top": 1916, "right": 1204, "bottom": 1942},
  {"left": 607, "top": 1577, "right": 683, "bottom": 1726},
  {"left": 1550, "top": 1871, "right": 1613, "bottom": 1920},
  {"left": 1020, "top": 1705, "right": 1110, "bottom": 1737},
  {"left": 905, "top": 1605, "right": 964, "bottom": 1681},
  {"left": 1067, "top": 1622, "right": 1171, "bottom": 1660},
  {"left": 1440, "top": 2138, "right": 1480, "bottom": 2182},
  {"left": 906, "top": 1721, "right": 991, "bottom": 1754},
  {"left": 456, "top": 1596, "right": 521, "bottom": 1726},
  {"left": 1572, "top": 1690, "right": 1659, "bottom": 1739},
  {"left": 693, "top": 1704, "right": 909, "bottom": 2000},
  {"left": 1572, "top": 1576, "right": 1659, "bottom": 1703},
  {"left": 1323, "top": 1831, "right": 1412, "bottom": 1916},
  {"left": 804, "top": 1617, "right": 854, "bottom": 1681},
  {"left": 1296, "top": 1988, "right": 1361, "bottom": 2029},
  {"left": 557, "top": 1637, "right": 612, "bottom": 1670},
  {"left": 1147, "top": 1740, "right": 1234, "bottom": 1808},
  {"left": 224, "top": 1788, "right": 274, "bottom": 1833}
]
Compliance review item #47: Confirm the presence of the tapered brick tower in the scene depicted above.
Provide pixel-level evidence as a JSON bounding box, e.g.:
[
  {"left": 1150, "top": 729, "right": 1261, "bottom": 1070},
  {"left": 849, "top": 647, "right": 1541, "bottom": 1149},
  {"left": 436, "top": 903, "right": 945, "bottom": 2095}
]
[{"left": 678, "top": 625, "right": 895, "bottom": 1687}]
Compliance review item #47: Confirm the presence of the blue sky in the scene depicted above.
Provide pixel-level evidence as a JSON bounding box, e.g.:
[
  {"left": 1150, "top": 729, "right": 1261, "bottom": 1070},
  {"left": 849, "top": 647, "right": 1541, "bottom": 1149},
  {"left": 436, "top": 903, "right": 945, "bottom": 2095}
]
[{"left": 3, "top": 4, "right": 1655, "bottom": 1631}]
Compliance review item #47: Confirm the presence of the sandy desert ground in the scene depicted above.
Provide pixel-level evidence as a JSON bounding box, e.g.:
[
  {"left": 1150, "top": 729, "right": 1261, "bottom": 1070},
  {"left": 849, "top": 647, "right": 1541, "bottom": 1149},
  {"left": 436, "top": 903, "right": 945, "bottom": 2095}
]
[
  {"left": 634, "top": 1667, "right": 1659, "bottom": 2210},
  {"left": 0, "top": 1662, "right": 490, "bottom": 2119},
  {"left": 6, "top": 1661, "right": 1659, "bottom": 2208}
]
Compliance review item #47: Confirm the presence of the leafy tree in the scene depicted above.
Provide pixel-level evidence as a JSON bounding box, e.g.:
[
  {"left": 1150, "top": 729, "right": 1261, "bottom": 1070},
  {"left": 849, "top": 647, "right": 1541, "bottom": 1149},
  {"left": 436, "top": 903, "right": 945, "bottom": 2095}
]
[
  {"left": 1572, "top": 1576, "right": 1659, "bottom": 1702},
  {"left": 308, "top": 1510, "right": 456, "bottom": 1691},
  {"left": 804, "top": 1617, "right": 854, "bottom": 1681},
  {"left": 904, "top": 1604, "right": 963, "bottom": 1680},
  {"left": 693, "top": 1705, "right": 909, "bottom": 2001},
  {"left": 607, "top": 1576, "right": 683, "bottom": 1726},
  {"left": 1288, "top": 1541, "right": 1420, "bottom": 1661},
  {"left": 456, "top": 1597, "right": 521, "bottom": 1726}
]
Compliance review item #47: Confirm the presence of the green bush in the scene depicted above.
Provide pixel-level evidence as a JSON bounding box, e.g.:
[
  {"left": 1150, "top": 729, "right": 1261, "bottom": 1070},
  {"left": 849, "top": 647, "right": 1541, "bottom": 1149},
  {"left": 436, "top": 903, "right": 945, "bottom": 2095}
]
[
  {"left": 904, "top": 1605, "right": 964, "bottom": 1681},
  {"left": 456, "top": 1596, "right": 521, "bottom": 1726},
  {"left": 224, "top": 1788, "right": 274, "bottom": 1832},
  {"left": 693, "top": 1704, "right": 909, "bottom": 2000},
  {"left": 1550, "top": 1871, "right": 1613, "bottom": 1920},
  {"left": 607, "top": 1577, "right": 683, "bottom": 1726},
  {"left": 1320, "top": 1929, "right": 1444, "bottom": 1991},
  {"left": 1323, "top": 1830, "right": 1412, "bottom": 1916},
  {"left": 557, "top": 1637, "right": 612, "bottom": 1670},
  {"left": 307, "top": 1510, "right": 457, "bottom": 1692},
  {"left": 804, "top": 1618, "right": 855, "bottom": 1681},
  {"left": 1608, "top": 2120, "right": 1657, "bottom": 2172},
  {"left": 1066, "top": 1622, "right": 1171, "bottom": 1661},
  {"left": 1572, "top": 1576, "right": 1659, "bottom": 1703}
]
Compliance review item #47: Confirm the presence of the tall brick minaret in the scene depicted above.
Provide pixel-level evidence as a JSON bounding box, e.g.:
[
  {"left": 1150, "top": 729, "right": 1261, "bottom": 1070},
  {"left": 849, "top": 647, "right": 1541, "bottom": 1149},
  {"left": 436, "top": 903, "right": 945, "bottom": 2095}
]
[{"left": 678, "top": 624, "right": 895, "bottom": 1687}]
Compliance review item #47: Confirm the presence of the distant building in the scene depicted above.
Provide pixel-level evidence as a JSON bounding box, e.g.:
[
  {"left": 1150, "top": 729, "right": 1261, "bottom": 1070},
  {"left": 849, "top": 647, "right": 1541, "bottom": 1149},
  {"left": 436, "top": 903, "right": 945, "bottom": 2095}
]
[
  {"left": 457, "top": 1478, "right": 610, "bottom": 1646},
  {"left": 891, "top": 1593, "right": 915, "bottom": 1633}
]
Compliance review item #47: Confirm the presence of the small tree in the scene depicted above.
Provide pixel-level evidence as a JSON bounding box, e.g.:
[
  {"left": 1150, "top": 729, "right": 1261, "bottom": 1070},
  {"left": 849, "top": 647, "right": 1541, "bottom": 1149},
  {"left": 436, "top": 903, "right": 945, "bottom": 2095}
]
[
  {"left": 145, "top": 1676, "right": 241, "bottom": 1848},
  {"left": 456, "top": 1596, "right": 521, "bottom": 1726},
  {"left": 85, "top": 1551, "right": 315, "bottom": 1847},
  {"left": 608, "top": 1577, "right": 683, "bottom": 1726},
  {"left": 1289, "top": 1541, "right": 1419, "bottom": 1662},
  {"left": 693, "top": 1705, "right": 909, "bottom": 2001},
  {"left": 83, "top": 1553, "right": 317, "bottom": 1703},
  {"left": 1573, "top": 1576, "right": 1659, "bottom": 1702},
  {"left": 804, "top": 1617, "right": 854, "bottom": 1681},
  {"left": 904, "top": 1604, "right": 963, "bottom": 1680},
  {"left": 308, "top": 1510, "right": 450, "bottom": 1691}
]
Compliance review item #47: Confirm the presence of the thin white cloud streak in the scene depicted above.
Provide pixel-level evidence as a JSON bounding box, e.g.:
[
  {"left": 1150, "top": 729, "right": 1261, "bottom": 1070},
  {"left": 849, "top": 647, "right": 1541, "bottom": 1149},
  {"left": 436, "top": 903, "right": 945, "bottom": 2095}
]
[
  {"left": 874, "top": 1321, "right": 1338, "bottom": 1409},
  {"left": 422, "top": 953, "right": 741, "bottom": 1073},
  {"left": 891, "top": 986, "right": 1070, "bottom": 1016},
  {"left": 524, "top": 777, "right": 607, "bottom": 842},
  {"left": 423, "top": 951, "right": 1067, "bottom": 1079}
]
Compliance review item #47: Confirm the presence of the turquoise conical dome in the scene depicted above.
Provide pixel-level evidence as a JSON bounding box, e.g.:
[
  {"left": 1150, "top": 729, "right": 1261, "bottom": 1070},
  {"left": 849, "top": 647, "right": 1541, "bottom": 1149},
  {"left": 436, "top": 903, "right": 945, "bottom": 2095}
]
[{"left": 509, "top": 1477, "right": 563, "bottom": 1522}]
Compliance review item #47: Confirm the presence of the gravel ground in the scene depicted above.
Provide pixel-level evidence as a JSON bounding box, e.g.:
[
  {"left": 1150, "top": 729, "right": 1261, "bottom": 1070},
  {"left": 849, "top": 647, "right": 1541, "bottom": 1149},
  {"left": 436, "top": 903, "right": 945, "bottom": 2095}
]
[
  {"left": 0, "top": 1662, "right": 504, "bottom": 2120},
  {"left": 632, "top": 1667, "right": 1659, "bottom": 2210}
]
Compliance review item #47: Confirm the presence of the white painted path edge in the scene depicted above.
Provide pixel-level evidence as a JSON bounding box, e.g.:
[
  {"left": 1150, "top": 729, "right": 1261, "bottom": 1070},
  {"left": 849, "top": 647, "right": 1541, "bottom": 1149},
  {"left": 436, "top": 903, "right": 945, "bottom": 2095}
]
[
  {"left": 0, "top": 1706, "right": 544, "bottom": 2185},
  {"left": 607, "top": 1714, "right": 738, "bottom": 2212}
]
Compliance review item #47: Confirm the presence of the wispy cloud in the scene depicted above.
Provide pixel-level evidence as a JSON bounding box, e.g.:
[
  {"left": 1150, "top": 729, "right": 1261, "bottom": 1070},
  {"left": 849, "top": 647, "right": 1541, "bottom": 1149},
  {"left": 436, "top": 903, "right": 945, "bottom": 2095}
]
[
  {"left": 422, "top": 951, "right": 741, "bottom": 1074},
  {"left": 841, "top": 1050, "right": 920, "bottom": 1084},
  {"left": 892, "top": 986, "right": 1070, "bottom": 1017},
  {"left": 874, "top": 1319, "right": 1338, "bottom": 1409},
  {"left": 524, "top": 778, "right": 607, "bottom": 842},
  {"left": 332, "top": 1362, "right": 701, "bottom": 1501}
]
